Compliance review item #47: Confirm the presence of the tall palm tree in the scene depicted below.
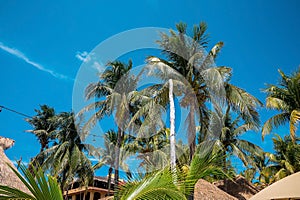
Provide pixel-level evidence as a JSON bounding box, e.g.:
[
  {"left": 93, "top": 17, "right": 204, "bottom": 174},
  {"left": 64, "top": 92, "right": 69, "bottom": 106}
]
[
  {"left": 262, "top": 68, "right": 300, "bottom": 141},
  {"left": 156, "top": 22, "right": 220, "bottom": 161},
  {"left": 156, "top": 22, "right": 262, "bottom": 162},
  {"left": 81, "top": 60, "right": 136, "bottom": 188},
  {"left": 31, "top": 112, "right": 94, "bottom": 191}
]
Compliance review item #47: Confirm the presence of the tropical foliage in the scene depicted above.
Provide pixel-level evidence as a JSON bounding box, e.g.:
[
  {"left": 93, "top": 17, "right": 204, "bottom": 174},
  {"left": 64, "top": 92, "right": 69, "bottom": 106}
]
[
  {"left": 81, "top": 60, "right": 136, "bottom": 187},
  {"left": 28, "top": 107, "right": 94, "bottom": 191},
  {"left": 209, "top": 109, "right": 263, "bottom": 171},
  {"left": 117, "top": 150, "right": 227, "bottom": 200},
  {"left": 262, "top": 69, "right": 300, "bottom": 141},
  {"left": 1, "top": 21, "right": 299, "bottom": 199},
  {"left": 0, "top": 164, "right": 63, "bottom": 200},
  {"left": 92, "top": 130, "right": 133, "bottom": 194},
  {"left": 26, "top": 105, "right": 57, "bottom": 153},
  {"left": 266, "top": 135, "right": 300, "bottom": 181},
  {"left": 152, "top": 22, "right": 263, "bottom": 164}
]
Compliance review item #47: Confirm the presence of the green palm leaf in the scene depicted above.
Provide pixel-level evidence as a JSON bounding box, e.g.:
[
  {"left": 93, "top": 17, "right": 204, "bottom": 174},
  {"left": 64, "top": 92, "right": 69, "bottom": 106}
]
[
  {"left": 262, "top": 113, "right": 290, "bottom": 140},
  {"left": 263, "top": 68, "right": 300, "bottom": 141},
  {"left": 118, "top": 170, "right": 186, "bottom": 200},
  {"left": 0, "top": 164, "right": 63, "bottom": 200}
]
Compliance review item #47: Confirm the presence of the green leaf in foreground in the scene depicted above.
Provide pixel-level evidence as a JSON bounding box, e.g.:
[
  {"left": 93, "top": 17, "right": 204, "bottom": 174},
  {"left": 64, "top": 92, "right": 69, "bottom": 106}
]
[{"left": 0, "top": 164, "right": 63, "bottom": 200}]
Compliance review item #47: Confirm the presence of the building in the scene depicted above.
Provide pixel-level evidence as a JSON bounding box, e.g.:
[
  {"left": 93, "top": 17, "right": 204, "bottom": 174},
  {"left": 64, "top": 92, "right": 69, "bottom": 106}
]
[{"left": 64, "top": 176, "right": 114, "bottom": 200}]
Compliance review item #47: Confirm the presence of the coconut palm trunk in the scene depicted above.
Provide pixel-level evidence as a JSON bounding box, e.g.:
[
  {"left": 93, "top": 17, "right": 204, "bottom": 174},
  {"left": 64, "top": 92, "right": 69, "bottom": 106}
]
[
  {"left": 107, "top": 166, "right": 113, "bottom": 196},
  {"left": 189, "top": 102, "right": 196, "bottom": 161},
  {"left": 169, "top": 79, "right": 177, "bottom": 181},
  {"left": 114, "top": 127, "right": 123, "bottom": 197}
]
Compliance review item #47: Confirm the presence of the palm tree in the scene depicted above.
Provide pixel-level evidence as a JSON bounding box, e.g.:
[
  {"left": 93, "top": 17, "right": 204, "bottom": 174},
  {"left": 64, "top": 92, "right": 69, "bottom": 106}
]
[
  {"left": 207, "top": 108, "right": 263, "bottom": 171},
  {"left": 262, "top": 68, "right": 300, "bottom": 141},
  {"left": 246, "top": 135, "right": 300, "bottom": 186},
  {"left": 156, "top": 22, "right": 221, "bottom": 161},
  {"left": 81, "top": 60, "right": 136, "bottom": 188},
  {"left": 125, "top": 22, "right": 238, "bottom": 173},
  {"left": 267, "top": 134, "right": 300, "bottom": 181},
  {"left": 156, "top": 22, "right": 262, "bottom": 162},
  {"left": 31, "top": 112, "right": 94, "bottom": 191}
]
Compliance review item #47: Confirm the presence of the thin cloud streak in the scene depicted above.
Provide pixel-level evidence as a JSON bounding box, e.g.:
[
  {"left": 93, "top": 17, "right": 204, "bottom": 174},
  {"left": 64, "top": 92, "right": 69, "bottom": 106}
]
[
  {"left": 0, "top": 42, "right": 71, "bottom": 80},
  {"left": 76, "top": 51, "right": 91, "bottom": 63}
]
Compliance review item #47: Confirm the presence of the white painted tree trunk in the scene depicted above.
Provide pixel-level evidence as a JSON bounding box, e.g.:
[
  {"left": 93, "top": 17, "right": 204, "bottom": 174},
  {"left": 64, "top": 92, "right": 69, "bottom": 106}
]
[{"left": 169, "top": 79, "right": 177, "bottom": 179}]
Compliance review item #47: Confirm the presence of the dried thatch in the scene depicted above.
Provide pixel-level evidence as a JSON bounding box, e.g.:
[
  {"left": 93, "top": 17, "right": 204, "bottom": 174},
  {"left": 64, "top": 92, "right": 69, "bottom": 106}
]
[
  {"left": 249, "top": 172, "right": 300, "bottom": 200},
  {"left": 214, "top": 175, "right": 259, "bottom": 200},
  {"left": 0, "top": 136, "right": 30, "bottom": 194},
  {"left": 194, "top": 179, "right": 238, "bottom": 200}
]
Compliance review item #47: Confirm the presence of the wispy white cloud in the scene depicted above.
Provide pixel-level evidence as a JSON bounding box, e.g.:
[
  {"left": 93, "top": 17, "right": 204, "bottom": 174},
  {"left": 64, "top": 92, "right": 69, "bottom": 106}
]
[
  {"left": 76, "top": 51, "right": 91, "bottom": 63},
  {"left": 76, "top": 51, "right": 104, "bottom": 73},
  {"left": 0, "top": 42, "right": 70, "bottom": 80}
]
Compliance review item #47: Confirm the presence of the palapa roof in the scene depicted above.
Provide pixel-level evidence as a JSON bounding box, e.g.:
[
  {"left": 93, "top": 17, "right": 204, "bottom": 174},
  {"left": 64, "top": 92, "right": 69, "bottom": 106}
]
[
  {"left": 249, "top": 172, "right": 300, "bottom": 200},
  {"left": 194, "top": 179, "right": 238, "bottom": 200},
  {"left": 0, "top": 136, "right": 30, "bottom": 194},
  {"left": 213, "top": 175, "right": 259, "bottom": 200}
]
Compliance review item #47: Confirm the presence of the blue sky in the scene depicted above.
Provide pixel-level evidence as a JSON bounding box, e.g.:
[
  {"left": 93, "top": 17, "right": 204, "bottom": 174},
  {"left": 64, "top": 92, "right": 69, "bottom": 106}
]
[{"left": 0, "top": 0, "right": 300, "bottom": 173}]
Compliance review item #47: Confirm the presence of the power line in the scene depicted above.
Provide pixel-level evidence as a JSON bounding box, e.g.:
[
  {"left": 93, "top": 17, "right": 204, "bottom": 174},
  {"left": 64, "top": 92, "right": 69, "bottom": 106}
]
[{"left": 0, "top": 105, "right": 32, "bottom": 118}]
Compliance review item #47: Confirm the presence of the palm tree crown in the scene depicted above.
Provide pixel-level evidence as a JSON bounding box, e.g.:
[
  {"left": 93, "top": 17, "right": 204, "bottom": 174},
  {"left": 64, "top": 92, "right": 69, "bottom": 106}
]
[{"left": 262, "top": 69, "right": 300, "bottom": 141}]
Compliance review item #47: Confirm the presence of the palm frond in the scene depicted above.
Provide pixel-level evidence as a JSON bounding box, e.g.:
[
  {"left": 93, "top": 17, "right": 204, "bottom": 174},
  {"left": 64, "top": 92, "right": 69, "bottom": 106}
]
[
  {"left": 266, "top": 96, "right": 289, "bottom": 110},
  {"left": 0, "top": 164, "right": 63, "bottom": 200},
  {"left": 290, "top": 109, "right": 300, "bottom": 141},
  {"left": 118, "top": 169, "right": 186, "bottom": 200},
  {"left": 262, "top": 113, "right": 290, "bottom": 139}
]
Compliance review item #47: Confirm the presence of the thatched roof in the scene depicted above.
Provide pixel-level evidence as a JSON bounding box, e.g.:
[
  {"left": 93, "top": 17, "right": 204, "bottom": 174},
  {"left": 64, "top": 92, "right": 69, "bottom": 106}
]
[
  {"left": 214, "top": 175, "right": 259, "bottom": 200},
  {"left": 194, "top": 179, "right": 238, "bottom": 200},
  {"left": 249, "top": 172, "right": 300, "bottom": 200},
  {"left": 0, "top": 136, "right": 30, "bottom": 194}
]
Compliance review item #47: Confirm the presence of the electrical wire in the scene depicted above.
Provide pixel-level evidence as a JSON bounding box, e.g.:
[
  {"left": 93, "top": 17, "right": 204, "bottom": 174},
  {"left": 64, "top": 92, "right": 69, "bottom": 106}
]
[{"left": 0, "top": 105, "right": 32, "bottom": 118}]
